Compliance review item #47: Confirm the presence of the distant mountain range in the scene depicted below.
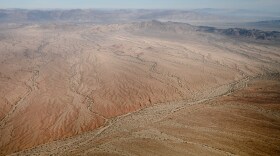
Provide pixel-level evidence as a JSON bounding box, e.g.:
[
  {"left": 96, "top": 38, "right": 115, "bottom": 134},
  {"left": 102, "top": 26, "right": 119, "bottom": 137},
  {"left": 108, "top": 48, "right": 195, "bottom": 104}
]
[
  {"left": 0, "top": 9, "right": 279, "bottom": 35},
  {"left": 0, "top": 9, "right": 225, "bottom": 23},
  {"left": 199, "top": 26, "right": 280, "bottom": 40},
  {"left": 4, "top": 8, "right": 278, "bottom": 23},
  {"left": 133, "top": 20, "right": 280, "bottom": 41},
  {"left": 193, "top": 8, "right": 280, "bottom": 19},
  {"left": 248, "top": 20, "right": 280, "bottom": 26}
]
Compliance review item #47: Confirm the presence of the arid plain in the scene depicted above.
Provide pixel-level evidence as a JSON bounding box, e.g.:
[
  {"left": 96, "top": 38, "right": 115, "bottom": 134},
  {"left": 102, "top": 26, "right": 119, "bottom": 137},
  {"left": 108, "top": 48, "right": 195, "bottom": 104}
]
[{"left": 0, "top": 20, "right": 280, "bottom": 155}]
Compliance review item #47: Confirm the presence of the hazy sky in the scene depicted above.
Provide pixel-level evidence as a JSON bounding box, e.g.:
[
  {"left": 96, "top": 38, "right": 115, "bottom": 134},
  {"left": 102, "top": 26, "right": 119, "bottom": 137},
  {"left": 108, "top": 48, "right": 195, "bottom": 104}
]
[{"left": 0, "top": 0, "right": 280, "bottom": 11}]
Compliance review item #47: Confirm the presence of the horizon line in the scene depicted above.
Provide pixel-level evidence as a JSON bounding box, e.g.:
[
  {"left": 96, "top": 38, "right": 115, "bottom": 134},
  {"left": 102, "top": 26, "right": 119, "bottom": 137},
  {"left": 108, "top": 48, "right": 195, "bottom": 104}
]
[{"left": 0, "top": 7, "right": 265, "bottom": 10}]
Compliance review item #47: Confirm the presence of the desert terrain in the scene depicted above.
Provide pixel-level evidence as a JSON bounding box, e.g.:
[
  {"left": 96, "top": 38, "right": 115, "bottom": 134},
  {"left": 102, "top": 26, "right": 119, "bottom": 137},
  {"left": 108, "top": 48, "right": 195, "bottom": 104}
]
[
  {"left": 0, "top": 17, "right": 280, "bottom": 155},
  {"left": 14, "top": 73, "right": 280, "bottom": 156}
]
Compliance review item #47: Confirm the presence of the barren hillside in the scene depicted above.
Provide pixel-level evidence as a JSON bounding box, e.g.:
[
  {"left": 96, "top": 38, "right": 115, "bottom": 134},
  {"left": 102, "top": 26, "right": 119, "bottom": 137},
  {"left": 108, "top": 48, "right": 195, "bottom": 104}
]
[
  {"left": 0, "top": 21, "right": 280, "bottom": 155},
  {"left": 15, "top": 74, "right": 280, "bottom": 156}
]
